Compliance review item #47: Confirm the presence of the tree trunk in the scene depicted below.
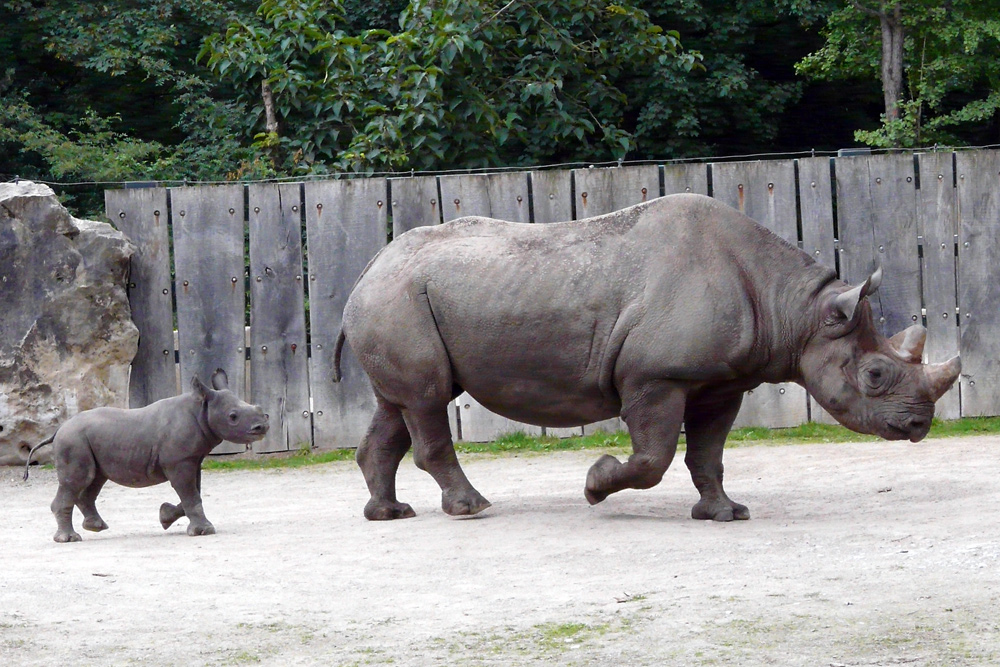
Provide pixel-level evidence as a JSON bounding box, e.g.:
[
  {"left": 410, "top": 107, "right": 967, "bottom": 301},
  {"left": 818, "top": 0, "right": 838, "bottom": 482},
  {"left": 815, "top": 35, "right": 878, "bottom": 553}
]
[
  {"left": 878, "top": 4, "right": 905, "bottom": 125},
  {"left": 261, "top": 79, "right": 280, "bottom": 165}
]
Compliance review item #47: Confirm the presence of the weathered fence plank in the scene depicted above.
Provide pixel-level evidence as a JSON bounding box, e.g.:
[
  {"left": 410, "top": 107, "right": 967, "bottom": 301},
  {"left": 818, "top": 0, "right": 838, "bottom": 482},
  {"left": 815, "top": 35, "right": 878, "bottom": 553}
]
[
  {"left": 305, "top": 178, "right": 388, "bottom": 448},
  {"left": 835, "top": 154, "right": 921, "bottom": 337},
  {"left": 956, "top": 150, "right": 1000, "bottom": 416},
  {"left": 662, "top": 163, "right": 709, "bottom": 196},
  {"left": 571, "top": 165, "right": 660, "bottom": 434},
  {"left": 796, "top": 157, "right": 840, "bottom": 424},
  {"left": 797, "top": 157, "right": 838, "bottom": 270},
  {"left": 439, "top": 172, "right": 542, "bottom": 441},
  {"left": 916, "top": 152, "right": 961, "bottom": 419},
  {"left": 247, "top": 183, "right": 312, "bottom": 453},
  {"left": 389, "top": 176, "right": 440, "bottom": 237},
  {"left": 710, "top": 159, "right": 808, "bottom": 429},
  {"left": 170, "top": 184, "right": 247, "bottom": 454},
  {"left": 530, "top": 170, "right": 573, "bottom": 224},
  {"left": 573, "top": 164, "right": 660, "bottom": 221},
  {"left": 105, "top": 187, "right": 176, "bottom": 407}
]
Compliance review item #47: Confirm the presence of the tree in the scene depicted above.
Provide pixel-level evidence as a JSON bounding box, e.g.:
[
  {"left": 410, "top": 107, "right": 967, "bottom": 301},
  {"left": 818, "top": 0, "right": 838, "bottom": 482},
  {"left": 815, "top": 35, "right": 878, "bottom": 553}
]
[
  {"left": 629, "top": 0, "right": 842, "bottom": 158},
  {"left": 0, "top": 0, "right": 266, "bottom": 188},
  {"left": 200, "top": 0, "right": 701, "bottom": 173},
  {"left": 797, "top": 0, "right": 1000, "bottom": 147}
]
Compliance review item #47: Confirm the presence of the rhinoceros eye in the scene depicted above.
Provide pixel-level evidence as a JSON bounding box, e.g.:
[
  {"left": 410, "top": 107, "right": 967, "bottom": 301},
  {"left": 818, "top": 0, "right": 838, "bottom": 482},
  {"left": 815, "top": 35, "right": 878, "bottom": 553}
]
[
  {"left": 229, "top": 411, "right": 240, "bottom": 423},
  {"left": 860, "top": 363, "right": 890, "bottom": 395}
]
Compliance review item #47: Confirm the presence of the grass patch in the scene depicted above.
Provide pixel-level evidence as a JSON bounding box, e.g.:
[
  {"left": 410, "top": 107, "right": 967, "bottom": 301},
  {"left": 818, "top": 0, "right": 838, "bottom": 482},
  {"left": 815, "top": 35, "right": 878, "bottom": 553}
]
[
  {"left": 202, "top": 446, "right": 356, "bottom": 471},
  {"left": 185, "top": 415, "right": 1000, "bottom": 472}
]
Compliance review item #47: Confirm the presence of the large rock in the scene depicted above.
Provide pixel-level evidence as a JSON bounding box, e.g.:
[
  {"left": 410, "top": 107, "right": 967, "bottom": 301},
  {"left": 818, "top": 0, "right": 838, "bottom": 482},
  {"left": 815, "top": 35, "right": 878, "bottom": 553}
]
[{"left": 0, "top": 181, "right": 138, "bottom": 465}]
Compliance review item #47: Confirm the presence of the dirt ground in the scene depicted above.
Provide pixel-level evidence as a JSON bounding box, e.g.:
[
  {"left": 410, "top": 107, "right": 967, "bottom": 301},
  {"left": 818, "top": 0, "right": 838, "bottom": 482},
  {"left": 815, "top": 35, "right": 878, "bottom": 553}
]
[{"left": 2, "top": 434, "right": 999, "bottom": 666}]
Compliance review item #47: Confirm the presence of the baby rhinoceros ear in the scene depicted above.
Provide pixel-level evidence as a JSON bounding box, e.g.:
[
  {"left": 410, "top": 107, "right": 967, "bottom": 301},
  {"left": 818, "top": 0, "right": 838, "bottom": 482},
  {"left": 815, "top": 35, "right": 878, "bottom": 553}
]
[
  {"left": 191, "top": 374, "right": 211, "bottom": 400},
  {"left": 211, "top": 368, "right": 230, "bottom": 391}
]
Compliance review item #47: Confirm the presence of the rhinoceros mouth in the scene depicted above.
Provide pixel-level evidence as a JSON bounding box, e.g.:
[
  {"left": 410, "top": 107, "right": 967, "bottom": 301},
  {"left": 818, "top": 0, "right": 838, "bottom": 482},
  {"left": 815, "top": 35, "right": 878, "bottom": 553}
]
[{"left": 881, "top": 420, "right": 930, "bottom": 443}]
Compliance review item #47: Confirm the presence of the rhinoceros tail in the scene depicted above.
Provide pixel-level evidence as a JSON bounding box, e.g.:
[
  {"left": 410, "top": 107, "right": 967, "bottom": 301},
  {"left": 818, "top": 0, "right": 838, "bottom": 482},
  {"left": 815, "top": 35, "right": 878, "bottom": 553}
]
[
  {"left": 332, "top": 240, "right": 397, "bottom": 384},
  {"left": 333, "top": 329, "right": 346, "bottom": 383},
  {"left": 23, "top": 433, "right": 56, "bottom": 482}
]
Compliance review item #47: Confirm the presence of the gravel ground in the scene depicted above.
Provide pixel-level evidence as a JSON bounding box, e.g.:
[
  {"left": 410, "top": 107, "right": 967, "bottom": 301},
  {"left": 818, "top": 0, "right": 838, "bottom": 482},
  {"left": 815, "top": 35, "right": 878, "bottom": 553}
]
[{"left": 2, "top": 435, "right": 999, "bottom": 666}]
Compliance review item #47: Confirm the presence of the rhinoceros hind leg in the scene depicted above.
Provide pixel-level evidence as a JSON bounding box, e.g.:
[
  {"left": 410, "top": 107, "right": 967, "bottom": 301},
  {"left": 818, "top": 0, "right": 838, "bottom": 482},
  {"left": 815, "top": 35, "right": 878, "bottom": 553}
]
[
  {"left": 405, "top": 407, "right": 491, "bottom": 517},
  {"left": 51, "top": 455, "right": 95, "bottom": 543},
  {"left": 357, "top": 396, "right": 416, "bottom": 521},
  {"left": 584, "top": 384, "right": 686, "bottom": 504},
  {"left": 684, "top": 392, "right": 749, "bottom": 522},
  {"left": 78, "top": 473, "right": 109, "bottom": 532},
  {"left": 159, "top": 502, "right": 186, "bottom": 529}
]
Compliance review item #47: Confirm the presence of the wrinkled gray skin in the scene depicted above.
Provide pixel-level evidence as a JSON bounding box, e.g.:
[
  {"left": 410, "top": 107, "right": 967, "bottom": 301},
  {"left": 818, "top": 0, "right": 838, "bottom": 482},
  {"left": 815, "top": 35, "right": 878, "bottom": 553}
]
[
  {"left": 337, "top": 193, "right": 961, "bottom": 522},
  {"left": 23, "top": 369, "right": 268, "bottom": 542}
]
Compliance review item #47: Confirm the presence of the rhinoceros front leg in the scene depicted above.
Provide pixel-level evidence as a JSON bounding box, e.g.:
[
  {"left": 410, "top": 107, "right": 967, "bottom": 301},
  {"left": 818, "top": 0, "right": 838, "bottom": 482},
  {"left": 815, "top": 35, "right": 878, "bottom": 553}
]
[
  {"left": 357, "top": 396, "right": 416, "bottom": 521},
  {"left": 405, "top": 407, "right": 491, "bottom": 517},
  {"left": 585, "top": 383, "right": 687, "bottom": 504},
  {"left": 164, "top": 462, "right": 215, "bottom": 536},
  {"left": 684, "top": 392, "right": 749, "bottom": 521}
]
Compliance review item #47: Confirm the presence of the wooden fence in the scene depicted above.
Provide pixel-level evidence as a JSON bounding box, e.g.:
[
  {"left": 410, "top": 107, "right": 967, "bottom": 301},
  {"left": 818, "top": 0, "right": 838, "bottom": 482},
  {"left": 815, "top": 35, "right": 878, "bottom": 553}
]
[{"left": 105, "top": 149, "right": 993, "bottom": 453}]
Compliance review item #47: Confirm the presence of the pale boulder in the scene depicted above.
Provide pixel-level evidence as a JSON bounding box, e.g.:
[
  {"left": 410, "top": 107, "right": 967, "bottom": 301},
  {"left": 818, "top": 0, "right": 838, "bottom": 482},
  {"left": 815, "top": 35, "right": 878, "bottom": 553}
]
[{"left": 0, "top": 181, "right": 138, "bottom": 465}]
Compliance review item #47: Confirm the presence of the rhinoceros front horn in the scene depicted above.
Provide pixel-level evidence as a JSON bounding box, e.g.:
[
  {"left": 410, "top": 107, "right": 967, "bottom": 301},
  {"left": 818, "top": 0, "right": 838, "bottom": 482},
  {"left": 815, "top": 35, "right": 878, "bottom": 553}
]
[{"left": 926, "top": 355, "right": 962, "bottom": 400}]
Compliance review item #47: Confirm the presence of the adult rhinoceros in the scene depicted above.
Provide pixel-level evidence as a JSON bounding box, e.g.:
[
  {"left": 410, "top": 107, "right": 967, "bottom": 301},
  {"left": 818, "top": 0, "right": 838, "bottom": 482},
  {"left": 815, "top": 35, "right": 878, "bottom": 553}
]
[{"left": 334, "top": 193, "right": 960, "bottom": 522}]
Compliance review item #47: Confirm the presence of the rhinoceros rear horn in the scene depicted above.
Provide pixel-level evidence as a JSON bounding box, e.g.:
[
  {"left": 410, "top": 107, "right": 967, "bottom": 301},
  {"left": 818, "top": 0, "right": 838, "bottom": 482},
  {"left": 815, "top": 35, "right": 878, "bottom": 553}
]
[
  {"left": 832, "top": 267, "right": 883, "bottom": 320},
  {"left": 889, "top": 324, "right": 926, "bottom": 363},
  {"left": 926, "top": 355, "right": 961, "bottom": 401}
]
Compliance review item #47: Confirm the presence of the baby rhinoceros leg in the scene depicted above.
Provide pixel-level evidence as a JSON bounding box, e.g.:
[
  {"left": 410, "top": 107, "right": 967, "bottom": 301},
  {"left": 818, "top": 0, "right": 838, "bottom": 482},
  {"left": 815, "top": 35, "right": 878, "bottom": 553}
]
[{"left": 165, "top": 462, "right": 215, "bottom": 536}]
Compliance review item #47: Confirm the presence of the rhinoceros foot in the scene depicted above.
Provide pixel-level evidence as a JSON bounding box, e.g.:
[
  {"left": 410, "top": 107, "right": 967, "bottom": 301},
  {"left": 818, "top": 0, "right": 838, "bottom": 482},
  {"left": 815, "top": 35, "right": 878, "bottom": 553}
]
[
  {"left": 442, "top": 490, "right": 491, "bottom": 517},
  {"left": 82, "top": 517, "right": 108, "bottom": 532},
  {"left": 364, "top": 499, "right": 417, "bottom": 521},
  {"left": 53, "top": 530, "right": 82, "bottom": 543},
  {"left": 691, "top": 498, "right": 750, "bottom": 522},
  {"left": 159, "top": 502, "right": 186, "bottom": 530},
  {"left": 186, "top": 521, "right": 216, "bottom": 536},
  {"left": 584, "top": 454, "right": 622, "bottom": 505}
]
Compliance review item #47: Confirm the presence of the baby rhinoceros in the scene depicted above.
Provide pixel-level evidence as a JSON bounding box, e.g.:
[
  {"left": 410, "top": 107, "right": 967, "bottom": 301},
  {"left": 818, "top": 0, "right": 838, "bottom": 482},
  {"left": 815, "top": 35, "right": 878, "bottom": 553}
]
[{"left": 23, "top": 369, "right": 268, "bottom": 542}]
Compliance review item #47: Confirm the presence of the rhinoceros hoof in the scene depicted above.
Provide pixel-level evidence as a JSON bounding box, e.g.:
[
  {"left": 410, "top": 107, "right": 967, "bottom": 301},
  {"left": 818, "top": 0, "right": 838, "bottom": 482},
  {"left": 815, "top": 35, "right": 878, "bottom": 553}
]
[
  {"left": 82, "top": 517, "right": 108, "bottom": 532},
  {"left": 584, "top": 454, "right": 621, "bottom": 505},
  {"left": 364, "top": 499, "right": 417, "bottom": 521},
  {"left": 187, "top": 522, "right": 216, "bottom": 536},
  {"left": 692, "top": 499, "right": 750, "bottom": 522},
  {"left": 159, "top": 502, "right": 185, "bottom": 530},
  {"left": 442, "top": 490, "right": 491, "bottom": 517},
  {"left": 54, "top": 530, "right": 82, "bottom": 543}
]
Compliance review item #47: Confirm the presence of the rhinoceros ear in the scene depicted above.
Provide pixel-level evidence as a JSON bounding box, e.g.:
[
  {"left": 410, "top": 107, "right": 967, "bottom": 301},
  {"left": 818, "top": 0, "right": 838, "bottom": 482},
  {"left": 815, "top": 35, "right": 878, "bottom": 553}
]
[
  {"left": 191, "top": 375, "right": 210, "bottom": 400},
  {"left": 889, "top": 324, "right": 926, "bottom": 363},
  {"left": 832, "top": 267, "right": 882, "bottom": 321},
  {"left": 211, "top": 368, "right": 230, "bottom": 391}
]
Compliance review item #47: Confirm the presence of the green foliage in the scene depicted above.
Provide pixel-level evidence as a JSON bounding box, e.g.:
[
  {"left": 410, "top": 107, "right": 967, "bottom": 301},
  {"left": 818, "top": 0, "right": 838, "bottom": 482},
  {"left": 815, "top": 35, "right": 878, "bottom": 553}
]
[
  {"left": 0, "top": 0, "right": 268, "bottom": 190},
  {"left": 0, "top": 86, "right": 164, "bottom": 182},
  {"left": 200, "top": 0, "right": 700, "bottom": 173},
  {"left": 630, "top": 0, "right": 837, "bottom": 157},
  {"left": 797, "top": 0, "right": 1000, "bottom": 147}
]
